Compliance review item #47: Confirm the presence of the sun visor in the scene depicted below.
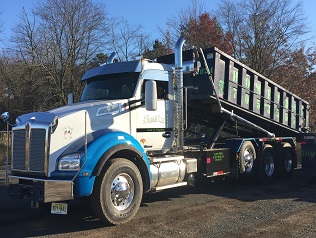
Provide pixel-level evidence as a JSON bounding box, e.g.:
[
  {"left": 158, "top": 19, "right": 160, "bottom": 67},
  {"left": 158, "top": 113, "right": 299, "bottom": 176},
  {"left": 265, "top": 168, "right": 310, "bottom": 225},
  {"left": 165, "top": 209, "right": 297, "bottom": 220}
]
[{"left": 82, "top": 61, "right": 142, "bottom": 81}]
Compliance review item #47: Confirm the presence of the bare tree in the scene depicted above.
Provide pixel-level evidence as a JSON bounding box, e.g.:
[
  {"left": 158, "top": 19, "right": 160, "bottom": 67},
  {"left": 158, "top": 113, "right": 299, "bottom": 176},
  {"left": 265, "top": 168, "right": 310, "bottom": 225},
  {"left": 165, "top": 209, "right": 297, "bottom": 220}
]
[
  {"left": 217, "top": 0, "right": 309, "bottom": 77},
  {"left": 0, "top": 52, "right": 48, "bottom": 118},
  {"left": 163, "top": 0, "right": 207, "bottom": 48},
  {"left": 107, "top": 17, "right": 150, "bottom": 61},
  {"left": 0, "top": 10, "right": 4, "bottom": 44},
  {"left": 12, "top": 0, "right": 107, "bottom": 107},
  {"left": 0, "top": 8, "right": 51, "bottom": 116}
]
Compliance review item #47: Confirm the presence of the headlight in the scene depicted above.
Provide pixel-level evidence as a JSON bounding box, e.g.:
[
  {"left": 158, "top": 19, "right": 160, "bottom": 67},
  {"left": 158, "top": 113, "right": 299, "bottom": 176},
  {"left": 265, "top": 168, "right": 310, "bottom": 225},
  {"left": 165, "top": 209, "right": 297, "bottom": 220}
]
[{"left": 58, "top": 153, "right": 81, "bottom": 171}]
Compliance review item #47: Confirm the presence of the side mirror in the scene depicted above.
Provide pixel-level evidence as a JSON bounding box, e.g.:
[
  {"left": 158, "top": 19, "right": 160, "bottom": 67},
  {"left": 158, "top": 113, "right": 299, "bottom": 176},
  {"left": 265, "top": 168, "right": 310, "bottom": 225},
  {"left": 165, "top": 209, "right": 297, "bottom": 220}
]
[
  {"left": 0, "top": 112, "right": 10, "bottom": 123},
  {"left": 68, "top": 93, "right": 74, "bottom": 105},
  {"left": 145, "top": 80, "right": 157, "bottom": 111}
]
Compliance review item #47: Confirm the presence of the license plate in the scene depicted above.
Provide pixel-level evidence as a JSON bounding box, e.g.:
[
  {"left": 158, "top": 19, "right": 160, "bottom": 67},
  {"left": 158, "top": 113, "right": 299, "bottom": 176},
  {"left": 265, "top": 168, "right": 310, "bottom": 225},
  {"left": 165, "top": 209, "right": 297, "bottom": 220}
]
[{"left": 51, "top": 202, "right": 68, "bottom": 215}]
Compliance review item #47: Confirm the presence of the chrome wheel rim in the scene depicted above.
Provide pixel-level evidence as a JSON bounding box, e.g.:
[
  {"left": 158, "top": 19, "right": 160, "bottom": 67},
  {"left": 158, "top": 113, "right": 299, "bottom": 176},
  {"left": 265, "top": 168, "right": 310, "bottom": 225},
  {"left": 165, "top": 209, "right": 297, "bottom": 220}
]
[
  {"left": 284, "top": 150, "right": 293, "bottom": 173},
  {"left": 110, "top": 173, "right": 134, "bottom": 211},
  {"left": 243, "top": 148, "right": 254, "bottom": 173},
  {"left": 265, "top": 153, "right": 274, "bottom": 176}
]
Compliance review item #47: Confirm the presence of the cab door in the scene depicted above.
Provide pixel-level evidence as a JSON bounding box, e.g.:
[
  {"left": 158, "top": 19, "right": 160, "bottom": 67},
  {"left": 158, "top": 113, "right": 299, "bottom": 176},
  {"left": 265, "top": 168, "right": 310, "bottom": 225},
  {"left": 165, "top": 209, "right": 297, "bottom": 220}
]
[{"left": 135, "top": 75, "right": 174, "bottom": 152}]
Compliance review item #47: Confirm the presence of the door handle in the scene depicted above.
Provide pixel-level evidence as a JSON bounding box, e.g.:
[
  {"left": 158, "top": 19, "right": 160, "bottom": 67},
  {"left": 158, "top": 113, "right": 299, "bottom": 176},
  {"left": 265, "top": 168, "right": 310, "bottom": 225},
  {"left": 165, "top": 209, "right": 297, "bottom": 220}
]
[{"left": 162, "top": 132, "right": 171, "bottom": 138}]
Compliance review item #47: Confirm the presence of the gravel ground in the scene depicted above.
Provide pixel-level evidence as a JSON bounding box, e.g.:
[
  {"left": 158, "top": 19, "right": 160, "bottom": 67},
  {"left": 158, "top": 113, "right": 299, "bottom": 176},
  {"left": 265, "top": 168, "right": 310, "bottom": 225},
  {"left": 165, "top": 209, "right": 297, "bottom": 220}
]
[{"left": 1, "top": 165, "right": 316, "bottom": 238}]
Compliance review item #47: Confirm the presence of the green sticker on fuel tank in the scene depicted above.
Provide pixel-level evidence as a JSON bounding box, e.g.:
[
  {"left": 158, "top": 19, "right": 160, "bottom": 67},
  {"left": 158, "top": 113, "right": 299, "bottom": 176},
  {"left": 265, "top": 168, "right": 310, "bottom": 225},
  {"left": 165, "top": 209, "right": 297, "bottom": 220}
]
[{"left": 213, "top": 152, "right": 224, "bottom": 162}]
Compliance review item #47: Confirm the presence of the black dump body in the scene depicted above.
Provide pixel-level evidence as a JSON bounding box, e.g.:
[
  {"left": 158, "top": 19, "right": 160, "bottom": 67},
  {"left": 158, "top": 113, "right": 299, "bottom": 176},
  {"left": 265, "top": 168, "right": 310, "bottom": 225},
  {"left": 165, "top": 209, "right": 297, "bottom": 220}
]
[{"left": 157, "top": 48, "right": 309, "bottom": 138}]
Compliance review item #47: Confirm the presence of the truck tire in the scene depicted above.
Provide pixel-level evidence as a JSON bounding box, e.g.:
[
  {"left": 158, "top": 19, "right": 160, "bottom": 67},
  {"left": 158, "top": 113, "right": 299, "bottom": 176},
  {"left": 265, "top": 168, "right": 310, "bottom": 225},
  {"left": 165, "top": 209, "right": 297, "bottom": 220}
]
[
  {"left": 239, "top": 141, "right": 256, "bottom": 177},
  {"left": 277, "top": 145, "right": 295, "bottom": 179},
  {"left": 257, "top": 145, "right": 276, "bottom": 184},
  {"left": 90, "top": 158, "right": 143, "bottom": 225}
]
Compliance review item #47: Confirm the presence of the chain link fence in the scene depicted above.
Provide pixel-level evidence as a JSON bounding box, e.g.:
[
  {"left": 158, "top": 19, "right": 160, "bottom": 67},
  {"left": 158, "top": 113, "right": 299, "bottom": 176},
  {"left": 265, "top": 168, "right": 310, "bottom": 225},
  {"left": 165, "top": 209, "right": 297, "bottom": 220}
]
[{"left": 0, "top": 131, "right": 11, "bottom": 165}]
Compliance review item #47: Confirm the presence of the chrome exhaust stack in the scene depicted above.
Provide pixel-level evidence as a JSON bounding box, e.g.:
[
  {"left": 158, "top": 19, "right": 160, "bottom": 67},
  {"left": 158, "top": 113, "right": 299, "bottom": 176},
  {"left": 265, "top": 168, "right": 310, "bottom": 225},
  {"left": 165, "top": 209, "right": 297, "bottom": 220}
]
[
  {"left": 174, "top": 36, "right": 185, "bottom": 150},
  {"left": 106, "top": 52, "right": 116, "bottom": 64}
]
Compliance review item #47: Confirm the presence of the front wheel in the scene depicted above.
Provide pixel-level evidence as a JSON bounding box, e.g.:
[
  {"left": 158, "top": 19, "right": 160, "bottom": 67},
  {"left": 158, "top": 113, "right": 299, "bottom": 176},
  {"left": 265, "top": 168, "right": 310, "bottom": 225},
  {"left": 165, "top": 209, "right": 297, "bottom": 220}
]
[{"left": 91, "top": 158, "right": 143, "bottom": 225}]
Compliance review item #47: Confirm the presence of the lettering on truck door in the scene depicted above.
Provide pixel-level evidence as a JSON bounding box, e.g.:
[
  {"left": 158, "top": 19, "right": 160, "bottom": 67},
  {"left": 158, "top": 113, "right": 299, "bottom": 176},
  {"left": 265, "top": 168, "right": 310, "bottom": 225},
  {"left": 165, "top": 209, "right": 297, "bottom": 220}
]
[{"left": 136, "top": 80, "right": 174, "bottom": 151}]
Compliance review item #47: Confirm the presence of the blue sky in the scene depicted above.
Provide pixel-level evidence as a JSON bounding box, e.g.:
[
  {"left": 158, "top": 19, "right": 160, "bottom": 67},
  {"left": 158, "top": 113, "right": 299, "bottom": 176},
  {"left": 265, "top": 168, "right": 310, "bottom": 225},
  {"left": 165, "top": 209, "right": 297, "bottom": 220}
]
[{"left": 1, "top": 0, "right": 316, "bottom": 49}]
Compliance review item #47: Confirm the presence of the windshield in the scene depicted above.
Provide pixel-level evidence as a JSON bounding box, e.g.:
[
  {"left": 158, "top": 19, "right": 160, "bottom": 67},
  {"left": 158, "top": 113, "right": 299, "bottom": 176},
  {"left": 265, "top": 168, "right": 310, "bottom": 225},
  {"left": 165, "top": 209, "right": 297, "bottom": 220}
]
[{"left": 80, "top": 72, "right": 139, "bottom": 101}]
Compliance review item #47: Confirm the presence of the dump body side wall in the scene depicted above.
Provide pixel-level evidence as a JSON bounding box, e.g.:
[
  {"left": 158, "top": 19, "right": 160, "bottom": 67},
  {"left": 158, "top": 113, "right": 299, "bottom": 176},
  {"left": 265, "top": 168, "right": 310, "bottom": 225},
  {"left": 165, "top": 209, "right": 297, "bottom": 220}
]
[{"left": 158, "top": 48, "right": 309, "bottom": 137}]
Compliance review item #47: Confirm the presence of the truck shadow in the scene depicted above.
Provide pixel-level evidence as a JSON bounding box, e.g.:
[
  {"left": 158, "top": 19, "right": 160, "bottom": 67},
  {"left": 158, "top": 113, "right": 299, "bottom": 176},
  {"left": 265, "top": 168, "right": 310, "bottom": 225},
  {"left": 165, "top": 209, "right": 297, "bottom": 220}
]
[
  {"left": 142, "top": 168, "right": 316, "bottom": 205},
  {"left": 0, "top": 185, "right": 109, "bottom": 237},
  {"left": 0, "top": 168, "right": 315, "bottom": 237}
]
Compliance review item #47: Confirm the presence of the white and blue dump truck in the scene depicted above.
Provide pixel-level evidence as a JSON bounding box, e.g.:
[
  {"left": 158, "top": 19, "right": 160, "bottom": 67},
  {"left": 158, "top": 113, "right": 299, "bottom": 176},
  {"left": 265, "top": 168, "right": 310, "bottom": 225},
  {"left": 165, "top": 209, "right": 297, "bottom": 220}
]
[{"left": 1, "top": 36, "right": 314, "bottom": 225}]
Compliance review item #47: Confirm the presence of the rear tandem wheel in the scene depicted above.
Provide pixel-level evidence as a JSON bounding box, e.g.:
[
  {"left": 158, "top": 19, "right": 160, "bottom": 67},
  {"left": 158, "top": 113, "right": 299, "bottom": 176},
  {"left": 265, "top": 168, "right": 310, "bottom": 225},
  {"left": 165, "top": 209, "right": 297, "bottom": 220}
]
[
  {"left": 257, "top": 144, "right": 276, "bottom": 184},
  {"left": 239, "top": 141, "right": 256, "bottom": 178},
  {"left": 277, "top": 144, "right": 295, "bottom": 178}
]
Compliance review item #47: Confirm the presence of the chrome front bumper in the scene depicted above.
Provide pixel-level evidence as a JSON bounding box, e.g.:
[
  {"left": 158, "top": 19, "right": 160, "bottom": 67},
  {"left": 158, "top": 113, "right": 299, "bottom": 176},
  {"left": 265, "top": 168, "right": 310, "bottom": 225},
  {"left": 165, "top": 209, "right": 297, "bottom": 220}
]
[{"left": 9, "top": 176, "right": 73, "bottom": 203}]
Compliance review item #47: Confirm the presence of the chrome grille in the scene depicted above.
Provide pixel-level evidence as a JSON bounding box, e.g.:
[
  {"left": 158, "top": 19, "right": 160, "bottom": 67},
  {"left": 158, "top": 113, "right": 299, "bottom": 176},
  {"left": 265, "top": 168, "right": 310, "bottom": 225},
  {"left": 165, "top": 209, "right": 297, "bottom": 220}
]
[
  {"left": 29, "top": 129, "right": 46, "bottom": 171},
  {"left": 12, "top": 130, "right": 26, "bottom": 170},
  {"left": 12, "top": 128, "right": 47, "bottom": 173}
]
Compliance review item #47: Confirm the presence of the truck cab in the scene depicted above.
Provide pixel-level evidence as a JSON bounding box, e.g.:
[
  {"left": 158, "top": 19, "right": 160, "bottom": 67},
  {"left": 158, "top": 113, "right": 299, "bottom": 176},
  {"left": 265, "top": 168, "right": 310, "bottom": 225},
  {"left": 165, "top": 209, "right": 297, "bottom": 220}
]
[{"left": 79, "top": 59, "right": 176, "bottom": 152}]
